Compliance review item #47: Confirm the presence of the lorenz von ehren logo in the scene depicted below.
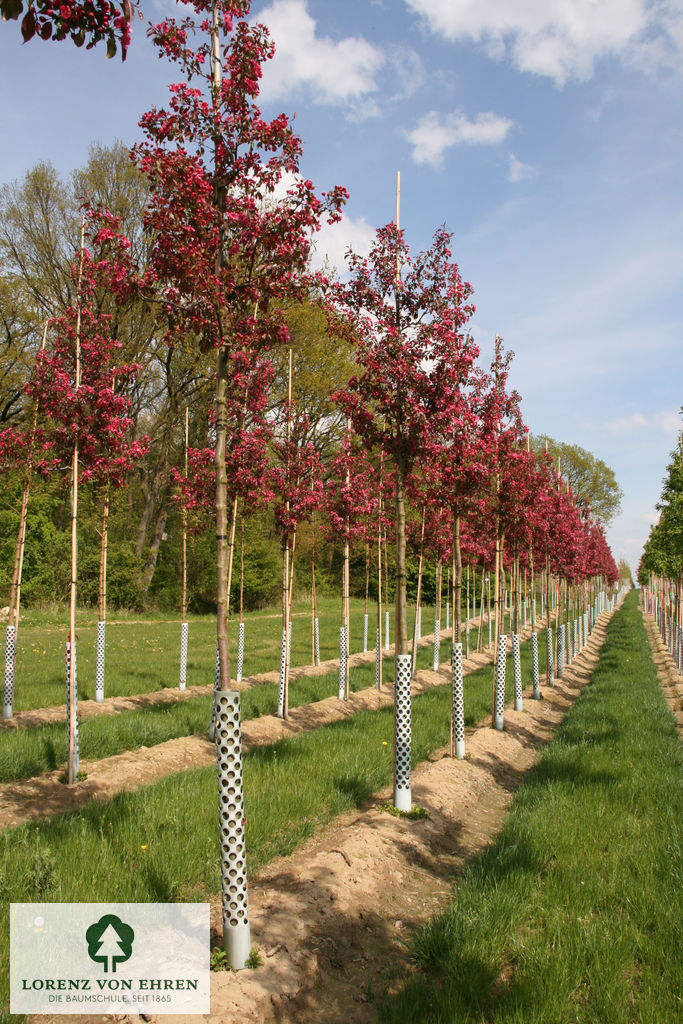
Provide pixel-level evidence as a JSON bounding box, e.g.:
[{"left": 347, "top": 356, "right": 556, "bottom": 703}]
[
  {"left": 85, "top": 914, "right": 135, "bottom": 973},
  {"left": 11, "top": 902, "right": 211, "bottom": 1015}
]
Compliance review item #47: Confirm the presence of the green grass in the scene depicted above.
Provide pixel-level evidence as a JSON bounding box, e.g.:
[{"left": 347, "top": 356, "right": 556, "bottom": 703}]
[
  {"left": 0, "top": 614, "right": 538, "bottom": 783},
  {"left": 4, "top": 597, "right": 513, "bottom": 713},
  {"left": 0, "top": 620, "right": 542, "bottom": 1021},
  {"left": 377, "top": 590, "right": 683, "bottom": 1024},
  {"left": 5, "top": 597, "right": 420, "bottom": 711}
]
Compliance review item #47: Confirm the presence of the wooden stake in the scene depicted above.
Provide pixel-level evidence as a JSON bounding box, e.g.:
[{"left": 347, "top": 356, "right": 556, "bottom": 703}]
[
  {"left": 9, "top": 321, "right": 48, "bottom": 637},
  {"left": 181, "top": 406, "right": 189, "bottom": 623},
  {"left": 67, "top": 217, "right": 85, "bottom": 786}
]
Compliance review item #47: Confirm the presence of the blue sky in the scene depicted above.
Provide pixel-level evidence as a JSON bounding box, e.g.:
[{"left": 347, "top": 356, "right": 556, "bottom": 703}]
[{"left": 1, "top": 0, "right": 682, "bottom": 573}]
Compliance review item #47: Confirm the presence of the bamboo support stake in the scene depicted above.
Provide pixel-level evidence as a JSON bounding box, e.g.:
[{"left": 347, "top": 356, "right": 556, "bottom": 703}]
[
  {"left": 181, "top": 406, "right": 189, "bottom": 623},
  {"left": 410, "top": 508, "right": 426, "bottom": 677},
  {"left": 67, "top": 217, "right": 86, "bottom": 787}
]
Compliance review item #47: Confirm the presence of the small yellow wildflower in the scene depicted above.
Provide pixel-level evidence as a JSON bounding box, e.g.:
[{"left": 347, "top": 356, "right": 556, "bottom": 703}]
[
  {"left": 141, "top": 845, "right": 147, "bottom": 851},
  {"left": 382, "top": 741, "right": 388, "bottom": 747}
]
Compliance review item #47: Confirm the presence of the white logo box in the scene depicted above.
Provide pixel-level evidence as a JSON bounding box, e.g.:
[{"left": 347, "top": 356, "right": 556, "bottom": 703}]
[{"left": 11, "top": 903, "right": 210, "bottom": 1015}]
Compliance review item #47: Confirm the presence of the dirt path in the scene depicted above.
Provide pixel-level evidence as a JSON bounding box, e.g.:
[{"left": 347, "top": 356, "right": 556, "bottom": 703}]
[
  {"left": 0, "top": 624, "right": 531, "bottom": 831},
  {"left": 28, "top": 610, "right": 614, "bottom": 1024},
  {"left": 641, "top": 608, "right": 683, "bottom": 738}
]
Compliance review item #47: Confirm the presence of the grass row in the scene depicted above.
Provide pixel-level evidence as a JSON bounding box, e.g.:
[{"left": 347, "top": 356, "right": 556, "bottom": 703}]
[
  {"left": 0, "top": 614, "right": 531, "bottom": 784},
  {"left": 377, "top": 590, "right": 682, "bottom": 1024},
  {"left": 0, "top": 626, "right": 547, "bottom": 1020},
  {"left": 4, "top": 596, "right": 514, "bottom": 712}
]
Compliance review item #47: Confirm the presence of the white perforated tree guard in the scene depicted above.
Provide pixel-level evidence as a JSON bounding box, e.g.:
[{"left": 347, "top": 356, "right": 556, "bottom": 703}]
[
  {"left": 583, "top": 611, "right": 589, "bottom": 642},
  {"left": 65, "top": 641, "right": 79, "bottom": 777},
  {"left": 573, "top": 618, "right": 579, "bottom": 659},
  {"left": 314, "top": 616, "right": 320, "bottom": 666},
  {"left": 546, "top": 627, "right": 554, "bottom": 686},
  {"left": 288, "top": 620, "right": 292, "bottom": 660},
  {"left": 277, "top": 625, "right": 287, "bottom": 719},
  {"left": 451, "top": 642, "right": 465, "bottom": 759},
  {"left": 531, "top": 631, "right": 540, "bottom": 700},
  {"left": 557, "top": 624, "right": 565, "bottom": 678},
  {"left": 363, "top": 613, "right": 368, "bottom": 654},
  {"left": 3, "top": 624, "right": 15, "bottom": 719},
  {"left": 433, "top": 619, "right": 440, "bottom": 671},
  {"left": 578, "top": 615, "right": 583, "bottom": 653},
  {"left": 94, "top": 620, "right": 106, "bottom": 702},
  {"left": 375, "top": 627, "right": 381, "bottom": 689},
  {"left": 494, "top": 634, "right": 507, "bottom": 731},
  {"left": 214, "top": 690, "right": 251, "bottom": 970},
  {"left": 565, "top": 621, "right": 572, "bottom": 666},
  {"left": 236, "top": 621, "right": 245, "bottom": 683},
  {"left": 338, "top": 625, "right": 348, "bottom": 700},
  {"left": 385, "top": 611, "right": 390, "bottom": 651},
  {"left": 179, "top": 621, "right": 189, "bottom": 692},
  {"left": 209, "top": 642, "right": 220, "bottom": 741},
  {"left": 394, "top": 653, "right": 412, "bottom": 811},
  {"left": 512, "top": 633, "right": 522, "bottom": 711}
]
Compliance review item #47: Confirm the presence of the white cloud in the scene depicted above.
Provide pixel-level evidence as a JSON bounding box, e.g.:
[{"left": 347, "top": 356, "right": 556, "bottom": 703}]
[
  {"left": 508, "top": 152, "right": 536, "bottom": 182},
  {"left": 606, "top": 410, "right": 681, "bottom": 436},
  {"left": 309, "top": 213, "right": 376, "bottom": 274},
  {"left": 255, "top": 0, "right": 385, "bottom": 107},
  {"left": 405, "top": 110, "right": 513, "bottom": 168},
  {"left": 404, "top": 0, "right": 683, "bottom": 85}
]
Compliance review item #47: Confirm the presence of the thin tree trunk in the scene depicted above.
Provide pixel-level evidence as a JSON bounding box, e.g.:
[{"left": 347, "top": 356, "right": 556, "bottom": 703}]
[
  {"left": 394, "top": 454, "right": 409, "bottom": 655},
  {"left": 454, "top": 512, "right": 462, "bottom": 644},
  {"left": 410, "top": 508, "right": 426, "bottom": 674},
  {"left": 181, "top": 406, "right": 189, "bottom": 622},
  {"left": 8, "top": 322, "right": 47, "bottom": 636},
  {"left": 98, "top": 484, "right": 110, "bottom": 622}
]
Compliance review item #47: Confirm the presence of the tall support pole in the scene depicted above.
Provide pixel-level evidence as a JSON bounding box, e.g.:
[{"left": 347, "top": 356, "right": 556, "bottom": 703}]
[
  {"left": 4, "top": 322, "right": 48, "bottom": 719},
  {"left": 179, "top": 405, "right": 189, "bottom": 690},
  {"left": 236, "top": 517, "right": 245, "bottom": 683},
  {"left": 67, "top": 218, "right": 85, "bottom": 787}
]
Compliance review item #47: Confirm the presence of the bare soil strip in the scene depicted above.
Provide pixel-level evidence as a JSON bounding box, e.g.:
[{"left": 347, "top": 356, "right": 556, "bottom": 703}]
[
  {"left": 641, "top": 608, "right": 683, "bottom": 738},
  {"left": 0, "top": 623, "right": 535, "bottom": 832},
  {"left": 29, "top": 611, "right": 613, "bottom": 1024}
]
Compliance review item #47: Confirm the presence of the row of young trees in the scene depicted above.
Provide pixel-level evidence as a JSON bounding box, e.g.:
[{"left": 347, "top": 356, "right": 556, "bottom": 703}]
[
  {"left": 2, "top": 0, "right": 621, "bottom": 968},
  {"left": 638, "top": 418, "right": 682, "bottom": 672}
]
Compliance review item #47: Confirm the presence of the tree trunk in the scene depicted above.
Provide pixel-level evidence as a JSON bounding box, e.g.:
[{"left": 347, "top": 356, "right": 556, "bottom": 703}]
[
  {"left": 394, "top": 453, "right": 409, "bottom": 655},
  {"left": 98, "top": 484, "right": 110, "bottom": 622},
  {"left": 453, "top": 512, "right": 462, "bottom": 644},
  {"left": 215, "top": 346, "right": 231, "bottom": 690}
]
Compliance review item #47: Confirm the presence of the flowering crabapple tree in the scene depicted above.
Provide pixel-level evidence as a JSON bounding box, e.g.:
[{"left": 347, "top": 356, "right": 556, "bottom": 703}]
[
  {"left": 135, "top": 0, "right": 346, "bottom": 694},
  {"left": 332, "top": 224, "right": 477, "bottom": 809},
  {"left": 26, "top": 245, "right": 146, "bottom": 782},
  {"left": 1, "top": 0, "right": 136, "bottom": 59},
  {"left": 322, "top": 424, "right": 378, "bottom": 697},
  {"left": 269, "top": 405, "right": 323, "bottom": 719}
]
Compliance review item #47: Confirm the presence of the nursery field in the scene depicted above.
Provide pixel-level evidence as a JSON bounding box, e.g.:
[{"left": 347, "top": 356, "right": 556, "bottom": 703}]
[
  {"left": 5, "top": 595, "right": 499, "bottom": 712},
  {"left": 2, "top": 590, "right": 678, "bottom": 1024}
]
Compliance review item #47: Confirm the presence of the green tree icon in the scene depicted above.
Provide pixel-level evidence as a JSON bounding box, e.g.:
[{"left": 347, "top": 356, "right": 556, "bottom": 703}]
[{"left": 85, "top": 914, "right": 135, "bottom": 973}]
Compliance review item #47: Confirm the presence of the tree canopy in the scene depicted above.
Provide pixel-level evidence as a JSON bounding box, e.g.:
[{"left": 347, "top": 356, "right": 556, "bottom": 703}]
[{"left": 531, "top": 434, "right": 623, "bottom": 527}]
